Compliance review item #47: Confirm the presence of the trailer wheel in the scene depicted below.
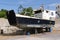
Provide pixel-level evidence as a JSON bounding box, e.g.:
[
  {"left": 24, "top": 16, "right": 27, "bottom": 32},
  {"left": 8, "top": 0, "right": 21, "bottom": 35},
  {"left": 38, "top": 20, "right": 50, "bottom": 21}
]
[
  {"left": 45, "top": 27, "right": 52, "bottom": 32},
  {"left": 49, "top": 27, "right": 52, "bottom": 32},
  {"left": 45, "top": 27, "right": 48, "bottom": 32},
  {"left": 37, "top": 28, "right": 44, "bottom": 33},
  {"left": 26, "top": 31, "right": 30, "bottom": 35}
]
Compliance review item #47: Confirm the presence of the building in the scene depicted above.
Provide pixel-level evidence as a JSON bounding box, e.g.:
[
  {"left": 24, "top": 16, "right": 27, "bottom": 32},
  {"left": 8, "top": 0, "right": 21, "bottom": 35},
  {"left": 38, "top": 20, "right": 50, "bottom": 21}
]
[{"left": 56, "top": 4, "right": 60, "bottom": 17}]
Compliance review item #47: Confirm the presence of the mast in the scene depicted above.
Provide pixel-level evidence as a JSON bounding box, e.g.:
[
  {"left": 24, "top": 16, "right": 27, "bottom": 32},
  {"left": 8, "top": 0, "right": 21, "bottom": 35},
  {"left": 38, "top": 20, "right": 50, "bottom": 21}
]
[{"left": 40, "top": 4, "right": 44, "bottom": 12}]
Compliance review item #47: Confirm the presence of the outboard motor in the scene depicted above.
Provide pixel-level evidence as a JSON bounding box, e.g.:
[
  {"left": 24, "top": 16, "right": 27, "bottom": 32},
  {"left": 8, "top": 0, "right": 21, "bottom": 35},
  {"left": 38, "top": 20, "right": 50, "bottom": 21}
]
[{"left": 6, "top": 10, "right": 17, "bottom": 26}]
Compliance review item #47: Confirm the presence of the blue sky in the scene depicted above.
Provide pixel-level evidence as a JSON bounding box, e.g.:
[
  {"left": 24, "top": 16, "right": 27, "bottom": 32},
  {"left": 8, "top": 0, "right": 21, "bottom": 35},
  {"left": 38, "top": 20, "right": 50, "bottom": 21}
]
[{"left": 0, "top": 0, "right": 60, "bottom": 13}]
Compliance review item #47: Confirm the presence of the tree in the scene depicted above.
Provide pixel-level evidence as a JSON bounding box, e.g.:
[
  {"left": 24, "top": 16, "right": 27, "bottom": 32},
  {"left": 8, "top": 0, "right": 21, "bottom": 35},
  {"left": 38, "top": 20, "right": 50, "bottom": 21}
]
[
  {"left": 0, "top": 9, "right": 7, "bottom": 18},
  {"left": 20, "top": 8, "right": 27, "bottom": 15},
  {"left": 26, "top": 7, "right": 33, "bottom": 16},
  {"left": 18, "top": 5, "right": 23, "bottom": 14},
  {"left": 19, "top": 7, "right": 34, "bottom": 16}
]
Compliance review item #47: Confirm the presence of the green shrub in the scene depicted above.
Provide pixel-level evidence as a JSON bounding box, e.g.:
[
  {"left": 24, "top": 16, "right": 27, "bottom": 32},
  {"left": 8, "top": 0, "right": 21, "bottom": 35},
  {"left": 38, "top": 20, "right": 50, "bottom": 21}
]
[{"left": 0, "top": 9, "right": 7, "bottom": 18}]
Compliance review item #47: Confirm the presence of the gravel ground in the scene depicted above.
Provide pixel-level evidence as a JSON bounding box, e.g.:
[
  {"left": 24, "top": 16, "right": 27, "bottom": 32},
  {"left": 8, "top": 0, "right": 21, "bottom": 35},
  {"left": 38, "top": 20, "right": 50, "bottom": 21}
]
[
  {"left": 0, "top": 31, "right": 59, "bottom": 40},
  {"left": 0, "top": 18, "right": 60, "bottom": 40}
]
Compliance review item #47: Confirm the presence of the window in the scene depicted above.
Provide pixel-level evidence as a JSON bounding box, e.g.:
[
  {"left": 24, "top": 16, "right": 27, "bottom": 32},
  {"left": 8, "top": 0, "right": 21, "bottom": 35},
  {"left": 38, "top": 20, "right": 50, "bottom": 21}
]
[
  {"left": 51, "top": 12, "right": 54, "bottom": 16},
  {"left": 34, "top": 10, "right": 42, "bottom": 14},
  {"left": 46, "top": 10, "right": 49, "bottom": 13},
  {"left": 55, "top": 12, "right": 57, "bottom": 13}
]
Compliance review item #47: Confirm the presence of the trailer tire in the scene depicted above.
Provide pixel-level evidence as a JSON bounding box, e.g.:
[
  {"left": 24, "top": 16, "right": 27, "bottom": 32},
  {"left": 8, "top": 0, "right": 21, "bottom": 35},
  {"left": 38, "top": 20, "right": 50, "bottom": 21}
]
[{"left": 49, "top": 27, "right": 52, "bottom": 32}]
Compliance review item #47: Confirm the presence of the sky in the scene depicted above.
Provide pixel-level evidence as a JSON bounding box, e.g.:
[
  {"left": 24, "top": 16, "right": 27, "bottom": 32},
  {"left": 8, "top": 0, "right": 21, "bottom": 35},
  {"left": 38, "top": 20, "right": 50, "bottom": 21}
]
[{"left": 0, "top": 0, "right": 60, "bottom": 13}]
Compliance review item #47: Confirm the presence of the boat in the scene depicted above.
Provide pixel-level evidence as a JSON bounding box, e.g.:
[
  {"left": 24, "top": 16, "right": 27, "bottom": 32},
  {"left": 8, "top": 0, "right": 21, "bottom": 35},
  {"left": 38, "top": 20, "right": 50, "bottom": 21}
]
[
  {"left": 6, "top": 10, "right": 55, "bottom": 28},
  {"left": 6, "top": 10, "right": 55, "bottom": 33}
]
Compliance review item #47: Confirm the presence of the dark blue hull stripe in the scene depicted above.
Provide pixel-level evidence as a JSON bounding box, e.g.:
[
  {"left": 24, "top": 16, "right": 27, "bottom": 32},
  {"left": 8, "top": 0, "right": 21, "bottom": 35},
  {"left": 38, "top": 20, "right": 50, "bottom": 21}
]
[{"left": 16, "top": 17, "right": 55, "bottom": 25}]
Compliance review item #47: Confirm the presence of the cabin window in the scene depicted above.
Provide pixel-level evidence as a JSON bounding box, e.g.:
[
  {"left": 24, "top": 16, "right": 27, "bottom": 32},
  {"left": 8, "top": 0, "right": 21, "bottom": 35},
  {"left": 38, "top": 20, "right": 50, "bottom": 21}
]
[
  {"left": 39, "top": 10, "right": 42, "bottom": 13},
  {"left": 55, "top": 12, "right": 57, "bottom": 13},
  {"left": 34, "top": 10, "right": 42, "bottom": 14},
  {"left": 46, "top": 10, "right": 49, "bottom": 13},
  {"left": 51, "top": 12, "right": 54, "bottom": 16}
]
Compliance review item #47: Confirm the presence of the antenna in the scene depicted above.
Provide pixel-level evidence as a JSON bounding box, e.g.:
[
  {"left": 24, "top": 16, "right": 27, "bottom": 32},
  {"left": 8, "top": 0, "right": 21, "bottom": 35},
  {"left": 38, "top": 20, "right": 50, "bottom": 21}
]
[{"left": 40, "top": 4, "right": 44, "bottom": 12}]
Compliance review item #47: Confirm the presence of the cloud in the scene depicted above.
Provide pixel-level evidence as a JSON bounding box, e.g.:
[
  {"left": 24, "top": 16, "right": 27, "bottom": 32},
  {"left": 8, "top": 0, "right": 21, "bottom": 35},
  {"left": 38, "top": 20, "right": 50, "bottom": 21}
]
[
  {"left": 18, "top": 0, "right": 33, "bottom": 5},
  {"left": 48, "top": 3, "right": 60, "bottom": 7},
  {"left": 19, "top": 1, "right": 25, "bottom": 4},
  {"left": 48, "top": 3, "right": 57, "bottom": 7}
]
